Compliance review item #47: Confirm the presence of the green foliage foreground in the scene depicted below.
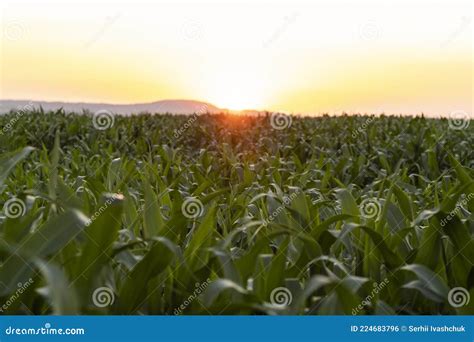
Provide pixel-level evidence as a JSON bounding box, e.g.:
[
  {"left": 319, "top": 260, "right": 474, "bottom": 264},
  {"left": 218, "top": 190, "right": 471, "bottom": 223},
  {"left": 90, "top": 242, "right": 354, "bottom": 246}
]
[{"left": 0, "top": 110, "right": 473, "bottom": 315}]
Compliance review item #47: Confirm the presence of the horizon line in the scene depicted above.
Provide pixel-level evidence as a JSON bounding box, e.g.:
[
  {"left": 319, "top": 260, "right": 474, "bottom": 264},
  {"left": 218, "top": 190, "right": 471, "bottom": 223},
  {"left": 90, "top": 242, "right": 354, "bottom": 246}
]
[{"left": 0, "top": 98, "right": 466, "bottom": 118}]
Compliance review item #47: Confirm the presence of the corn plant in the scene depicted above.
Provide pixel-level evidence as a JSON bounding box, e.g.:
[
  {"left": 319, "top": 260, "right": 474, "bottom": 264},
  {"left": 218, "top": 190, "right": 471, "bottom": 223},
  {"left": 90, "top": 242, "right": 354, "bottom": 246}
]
[{"left": 0, "top": 110, "right": 472, "bottom": 315}]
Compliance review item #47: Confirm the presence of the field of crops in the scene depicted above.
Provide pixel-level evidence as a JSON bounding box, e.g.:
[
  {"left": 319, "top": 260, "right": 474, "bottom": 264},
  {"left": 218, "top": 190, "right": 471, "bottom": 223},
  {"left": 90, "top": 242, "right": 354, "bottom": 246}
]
[{"left": 0, "top": 109, "right": 473, "bottom": 315}]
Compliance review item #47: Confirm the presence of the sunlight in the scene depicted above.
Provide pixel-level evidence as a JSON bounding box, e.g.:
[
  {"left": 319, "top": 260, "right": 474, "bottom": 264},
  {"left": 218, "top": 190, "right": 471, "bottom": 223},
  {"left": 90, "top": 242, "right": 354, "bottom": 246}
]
[
  {"left": 1, "top": 0, "right": 471, "bottom": 115},
  {"left": 201, "top": 69, "right": 268, "bottom": 111}
]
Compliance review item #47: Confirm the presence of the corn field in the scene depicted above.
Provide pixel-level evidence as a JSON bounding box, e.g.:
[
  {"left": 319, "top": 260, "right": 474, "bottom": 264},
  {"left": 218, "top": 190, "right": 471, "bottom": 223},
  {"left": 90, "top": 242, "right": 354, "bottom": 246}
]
[{"left": 0, "top": 110, "right": 473, "bottom": 315}]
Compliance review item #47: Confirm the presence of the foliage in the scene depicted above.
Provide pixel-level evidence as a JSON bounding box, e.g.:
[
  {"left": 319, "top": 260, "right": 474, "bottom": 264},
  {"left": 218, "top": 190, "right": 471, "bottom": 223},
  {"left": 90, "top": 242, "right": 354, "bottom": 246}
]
[{"left": 0, "top": 110, "right": 473, "bottom": 315}]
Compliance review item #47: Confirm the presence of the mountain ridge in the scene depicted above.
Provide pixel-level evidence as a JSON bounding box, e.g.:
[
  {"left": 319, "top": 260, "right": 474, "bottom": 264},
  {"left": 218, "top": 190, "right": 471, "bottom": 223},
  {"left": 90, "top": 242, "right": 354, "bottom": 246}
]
[{"left": 0, "top": 99, "right": 224, "bottom": 115}]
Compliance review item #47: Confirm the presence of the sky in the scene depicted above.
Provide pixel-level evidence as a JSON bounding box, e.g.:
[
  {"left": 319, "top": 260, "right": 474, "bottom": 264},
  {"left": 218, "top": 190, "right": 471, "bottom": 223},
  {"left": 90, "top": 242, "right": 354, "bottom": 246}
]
[{"left": 0, "top": 0, "right": 472, "bottom": 115}]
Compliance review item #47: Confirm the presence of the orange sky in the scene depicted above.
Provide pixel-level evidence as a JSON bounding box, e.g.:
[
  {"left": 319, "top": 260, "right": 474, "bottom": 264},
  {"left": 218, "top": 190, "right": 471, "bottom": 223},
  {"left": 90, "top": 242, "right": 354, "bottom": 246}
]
[{"left": 1, "top": 0, "right": 472, "bottom": 115}]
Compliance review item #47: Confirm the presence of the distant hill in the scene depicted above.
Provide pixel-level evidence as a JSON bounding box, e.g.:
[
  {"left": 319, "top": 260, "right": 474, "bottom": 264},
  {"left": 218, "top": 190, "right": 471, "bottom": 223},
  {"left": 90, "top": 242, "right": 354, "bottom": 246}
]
[{"left": 0, "top": 99, "right": 222, "bottom": 115}]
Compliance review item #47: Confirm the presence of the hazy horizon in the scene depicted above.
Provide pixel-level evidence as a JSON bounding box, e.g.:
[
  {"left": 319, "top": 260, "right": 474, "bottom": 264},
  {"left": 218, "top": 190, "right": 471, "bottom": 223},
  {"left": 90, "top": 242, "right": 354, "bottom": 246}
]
[{"left": 0, "top": 97, "right": 470, "bottom": 117}]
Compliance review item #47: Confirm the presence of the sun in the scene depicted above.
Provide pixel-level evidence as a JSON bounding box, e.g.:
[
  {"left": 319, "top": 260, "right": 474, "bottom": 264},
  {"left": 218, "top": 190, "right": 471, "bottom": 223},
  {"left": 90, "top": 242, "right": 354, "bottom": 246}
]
[
  {"left": 202, "top": 70, "right": 267, "bottom": 111},
  {"left": 209, "top": 89, "right": 264, "bottom": 111}
]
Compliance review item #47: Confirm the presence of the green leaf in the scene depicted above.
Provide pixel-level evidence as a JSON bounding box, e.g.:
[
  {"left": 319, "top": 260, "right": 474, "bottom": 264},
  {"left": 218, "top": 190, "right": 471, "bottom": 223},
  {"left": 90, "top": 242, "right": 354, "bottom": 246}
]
[
  {"left": 184, "top": 203, "right": 217, "bottom": 271},
  {"left": 118, "top": 237, "right": 178, "bottom": 313},
  {"left": 294, "top": 275, "right": 334, "bottom": 309},
  {"left": 401, "top": 264, "right": 449, "bottom": 302},
  {"left": 0, "top": 146, "right": 34, "bottom": 193},
  {"left": 414, "top": 216, "right": 442, "bottom": 270},
  {"left": 340, "top": 224, "right": 403, "bottom": 269},
  {"left": 335, "top": 189, "right": 360, "bottom": 222},
  {"left": 73, "top": 194, "right": 124, "bottom": 294},
  {"left": 0, "top": 210, "right": 88, "bottom": 295},
  {"left": 35, "top": 260, "right": 79, "bottom": 314},
  {"left": 201, "top": 279, "right": 246, "bottom": 307},
  {"left": 391, "top": 183, "right": 414, "bottom": 221},
  {"left": 143, "top": 181, "right": 164, "bottom": 238}
]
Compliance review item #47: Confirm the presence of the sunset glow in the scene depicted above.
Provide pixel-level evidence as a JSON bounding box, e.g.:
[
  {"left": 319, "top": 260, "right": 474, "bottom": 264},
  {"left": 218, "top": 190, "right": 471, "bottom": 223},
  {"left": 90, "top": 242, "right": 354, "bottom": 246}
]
[{"left": 1, "top": 0, "right": 472, "bottom": 115}]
